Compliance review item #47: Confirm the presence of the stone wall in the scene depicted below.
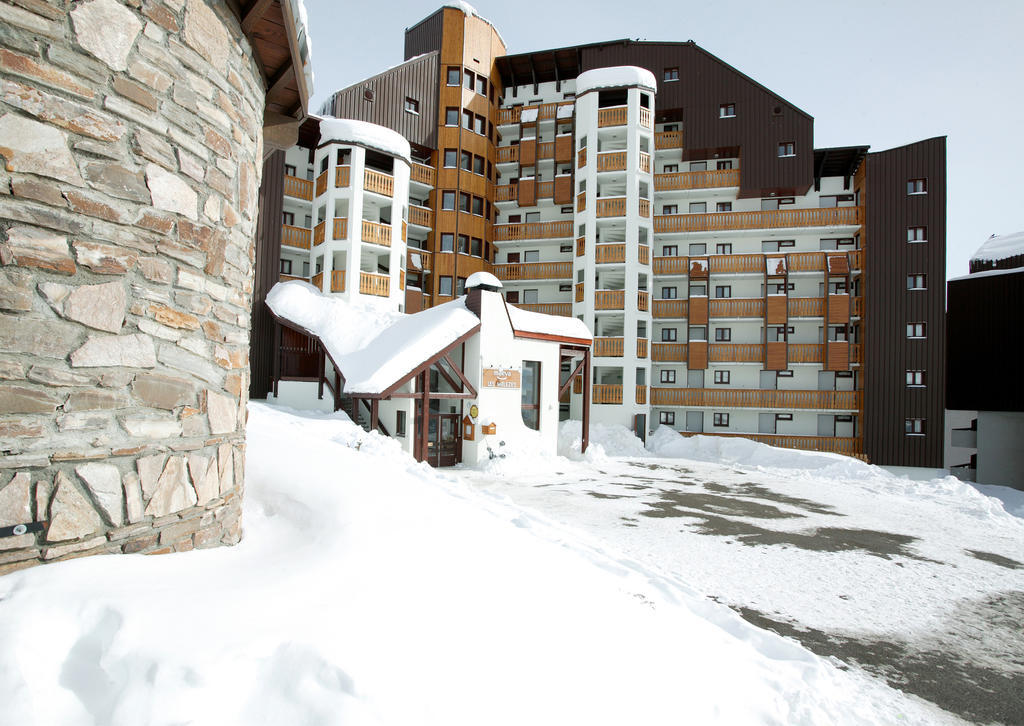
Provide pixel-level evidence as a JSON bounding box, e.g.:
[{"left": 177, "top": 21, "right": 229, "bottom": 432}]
[{"left": 0, "top": 0, "right": 265, "bottom": 573}]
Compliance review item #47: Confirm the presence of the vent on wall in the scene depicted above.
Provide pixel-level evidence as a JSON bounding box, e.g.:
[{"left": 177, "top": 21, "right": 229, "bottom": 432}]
[{"left": 363, "top": 86, "right": 375, "bottom": 102}]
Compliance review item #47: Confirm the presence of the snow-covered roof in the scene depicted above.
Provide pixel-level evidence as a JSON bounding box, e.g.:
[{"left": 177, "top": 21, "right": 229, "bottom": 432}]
[
  {"left": 970, "top": 230, "right": 1024, "bottom": 265},
  {"left": 576, "top": 66, "right": 657, "bottom": 96},
  {"left": 506, "top": 304, "right": 593, "bottom": 344},
  {"left": 466, "top": 271, "right": 502, "bottom": 289},
  {"left": 949, "top": 264, "right": 1024, "bottom": 282},
  {"left": 319, "top": 118, "right": 411, "bottom": 165}
]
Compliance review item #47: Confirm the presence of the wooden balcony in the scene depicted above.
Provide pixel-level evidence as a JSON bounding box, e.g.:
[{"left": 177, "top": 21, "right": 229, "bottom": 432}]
[
  {"left": 639, "top": 245, "right": 650, "bottom": 265},
  {"left": 311, "top": 271, "right": 323, "bottom": 290},
  {"left": 639, "top": 199, "right": 650, "bottom": 218},
  {"left": 359, "top": 271, "right": 390, "bottom": 297},
  {"left": 598, "top": 106, "right": 627, "bottom": 127},
  {"left": 576, "top": 236, "right": 585, "bottom": 256},
  {"left": 594, "top": 337, "right": 624, "bottom": 357},
  {"left": 537, "top": 181, "right": 554, "bottom": 199},
  {"left": 335, "top": 165, "right": 350, "bottom": 188},
  {"left": 410, "top": 162, "right": 435, "bottom": 186},
  {"left": 575, "top": 282, "right": 584, "bottom": 303},
  {"left": 577, "top": 147, "right": 587, "bottom": 169},
  {"left": 330, "top": 270, "right": 345, "bottom": 292},
  {"left": 538, "top": 141, "right": 555, "bottom": 159},
  {"left": 639, "top": 151, "right": 651, "bottom": 173},
  {"left": 282, "top": 224, "right": 311, "bottom": 249},
  {"left": 595, "top": 290, "right": 624, "bottom": 310},
  {"left": 409, "top": 205, "right": 432, "bottom": 228},
  {"left": 655, "top": 130, "right": 683, "bottom": 150},
  {"left": 787, "top": 343, "right": 863, "bottom": 365},
  {"left": 670, "top": 431, "right": 863, "bottom": 457},
  {"left": 364, "top": 169, "right": 394, "bottom": 197},
  {"left": 514, "top": 302, "right": 572, "bottom": 316},
  {"left": 639, "top": 107, "right": 652, "bottom": 129},
  {"left": 650, "top": 387, "right": 862, "bottom": 410},
  {"left": 597, "top": 151, "right": 626, "bottom": 172},
  {"left": 710, "top": 343, "right": 764, "bottom": 363},
  {"left": 710, "top": 298, "right": 762, "bottom": 317},
  {"left": 361, "top": 220, "right": 392, "bottom": 247},
  {"left": 652, "top": 256, "right": 690, "bottom": 275},
  {"left": 638, "top": 291, "right": 649, "bottom": 311},
  {"left": 576, "top": 192, "right": 586, "bottom": 213},
  {"left": 495, "top": 261, "right": 572, "bottom": 281},
  {"left": 332, "top": 218, "right": 348, "bottom": 240},
  {"left": 636, "top": 384, "right": 648, "bottom": 404},
  {"left": 313, "top": 221, "right": 325, "bottom": 245},
  {"left": 596, "top": 244, "right": 625, "bottom": 264},
  {"left": 315, "top": 171, "right": 327, "bottom": 197},
  {"left": 710, "top": 254, "right": 763, "bottom": 273},
  {"left": 498, "top": 101, "right": 574, "bottom": 125},
  {"left": 279, "top": 274, "right": 307, "bottom": 283},
  {"left": 593, "top": 384, "right": 622, "bottom": 404},
  {"left": 653, "top": 299, "right": 687, "bottom": 318},
  {"left": 652, "top": 343, "right": 687, "bottom": 361},
  {"left": 596, "top": 196, "right": 627, "bottom": 217},
  {"left": 637, "top": 338, "right": 648, "bottom": 359},
  {"left": 494, "top": 220, "right": 574, "bottom": 241},
  {"left": 654, "top": 168, "right": 739, "bottom": 191},
  {"left": 654, "top": 206, "right": 863, "bottom": 234},
  {"left": 496, "top": 185, "right": 516, "bottom": 201},
  {"left": 408, "top": 248, "right": 432, "bottom": 272},
  {"left": 497, "top": 145, "right": 519, "bottom": 163},
  {"left": 284, "top": 175, "right": 313, "bottom": 200}
]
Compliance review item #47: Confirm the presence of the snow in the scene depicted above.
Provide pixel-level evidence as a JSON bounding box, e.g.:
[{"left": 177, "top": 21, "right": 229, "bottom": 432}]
[
  {"left": 319, "top": 117, "right": 411, "bottom": 164},
  {"left": 969, "top": 229, "right": 1024, "bottom": 264},
  {"left": 556, "top": 104, "right": 574, "bottom": 119},
  {"left": 0, "top": 403, "right": 973, "bottom": 724},
  {"left": 441, "top": 1, "right": 506, "bottom": 47},
  {"left": 505, "top": 303, "right": 593, "bottom": 342},
  {"left": 576, "top": 66, "right": 657, "bottom": 95},
  {"left": 949, "top": 264, "right": 1024, "bottom": 282},
  {"left": 466, "top": 270, "right": 501, "bottom": 289},
  {"left": 520, "top": 107, "right": 538, "bottom": 123}
]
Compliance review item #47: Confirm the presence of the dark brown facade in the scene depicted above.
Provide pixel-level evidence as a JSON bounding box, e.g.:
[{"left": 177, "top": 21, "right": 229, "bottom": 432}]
[
  {"left": 862, "top": 137, "right": 947, "bottom": 467},
  {"left": 249, "top": 149, "right": 287, "bottom": 399},
  {"left": 947, "top": 268, "right": 1024, "bottom": 412},
  {"left": 404, "top": 7, "right": 445, "bottom": 60}
]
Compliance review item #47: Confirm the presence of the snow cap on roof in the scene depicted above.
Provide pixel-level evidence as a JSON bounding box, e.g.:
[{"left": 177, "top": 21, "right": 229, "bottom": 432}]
[
  {"left": 970, "top": 230, "right": 1024, "bottom": 265},
  {"left": 319, "top": 118, "right": 411, "bottom": 165},
  {"left": 466, "top": 271, "right": 502, "bottom": 290},
  {"left": 506, "top": 304, "right": 592, "bottom": 343},
  {"left": 576, "top": 66, "right": 657, "bottom": 96}
]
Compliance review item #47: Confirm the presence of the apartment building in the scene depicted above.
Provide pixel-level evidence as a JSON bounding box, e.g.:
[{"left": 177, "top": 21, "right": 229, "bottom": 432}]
[{"left": 253, "top": 3, "right": 947, "bottom": 467}]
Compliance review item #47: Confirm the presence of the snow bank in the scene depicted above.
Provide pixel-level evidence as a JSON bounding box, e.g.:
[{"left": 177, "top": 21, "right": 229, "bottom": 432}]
[
  {"left": 558, "top": 419, "right": 649, "bottom": 460},
  {"left": 506, "top": 304, "right": 592, "bottom": 342},
  {"left": 970, "top": 229, "right": 1024, "bottom": 265},
  {"left": 319, "top": 117, "right": 411, "bottom": 165},
  {"left": 576, "top": 66, "right": 657, "bottom": 96}
]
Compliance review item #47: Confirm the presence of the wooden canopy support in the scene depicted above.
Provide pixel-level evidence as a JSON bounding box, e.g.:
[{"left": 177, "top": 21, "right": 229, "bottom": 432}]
[{"left": 560, "top": 343, "right": 591, "bottom": 454}]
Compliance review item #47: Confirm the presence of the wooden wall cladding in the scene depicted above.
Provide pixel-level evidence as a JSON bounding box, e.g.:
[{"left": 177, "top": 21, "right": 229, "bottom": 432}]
[
  {"left": 555, "top": 134, "right": 572, "bottom": 164},
  {"left": 518, "top": 178, "right": 536, "bottom": 206},
  {"left": 825, "top": 341, "right": 849, "bottom": 371},
  {"left": 689, "top": 296, "right": 709, "bottom": 325},
  {"left": 764, "top": 341, "right": 787, "bottom": 370},
  {"left": 520, "top": 137, "right": 537, "bottom": 167},
  {"left": 827, "top": 294, "right": 851, "bottom": 324},
  {"left": 553, "top": 175, "right": 572, "bottom": 204},
  {"left": 765, "top": 295, "right": 787, "bottom": 324},
  {"left": 688, "top": 341, "right": 708, "bottom": 369}
]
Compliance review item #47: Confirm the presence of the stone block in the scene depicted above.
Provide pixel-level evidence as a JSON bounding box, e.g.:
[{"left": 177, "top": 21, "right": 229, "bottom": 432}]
[
  {"left": 81, "top": 161, "right": 151, "bottom": 203},
  {"left": 3, "top": 225, "right": 75, "bottom": 275},
  {"left": 0, "top": 313, "right": 81, "bottom": 358},
  {"left": 124, "top": 472, "right": 144, "bottom": 523},
  {"left": 122, "top": 533, "right": 158, "bottom": 553},
  {"left": 0, "top": 420, "right": 44, "bottom": 438},
  {"left": 145, "top": 455, "right": 196, "bottom": 517},
  {"left": 158, "top": 516, "right": 201, "bottom": 545},
  {"left": 0, "top": 78, "right": 124, "bottom": 143},
  {"left": 75, "top": 462, "right": 123, "bottom": 526},
  {"left": 181, "top": 0, "right": 229, "bottom": 71},
  {"left": 56, "top": 412, "right": 112, "bottom": 432},
  {"left": 0, "top": 471, "right": 32, "bottom": 527},
  {"left": 131, "top": 371, "right": 195, "bottom": 410},
  {"left": 47, "top": 471, "right": 104, "bottom": 541},
  {"left": 148, "top": 302, "right": 199, "bottom": 330},
  {"left": 73, "top": 239, "right": 140, "bottom": 275},
  {"left": 71, "top": 333, "right": 157, "bottom": 368},
  {"left": 113, "top": 76, "right": 159, "bottom": 112},
  {"left": 120, "top": 415, "right": 182, "bottom": 439},
  {"left": 0, "top": 384, "right": 64, "bottom": 414},
  {"left": 27, "top": 365, "right": 93, "bottom": 387},
  {"left": 145, "top": 163, "right": 197, "bottom": 220},
  {"left": 63, "top": 280, "right": 128, "bottom": 332},
  {"left": 64, "top": 189, "right": 132, "bottom": 225},
  {"left": 157, "top": 342, "right": 223, "bottom": 384},
  {"left": 138, "top": 256, "right": 174, "bottom": 285},
  {"left": 65, "top": 388, "right": 133, "bottom": 411},
  {"left": 137, "top": 211, "right": 175, "bottom": 236},
  {"left": 71, "top": 0, "right": 143, "bottom": 71},
  {"left": 104, "top": 94, "right": 169, "bottom": 135},
  {"left": 11, "top": 176, "right": 65, "bottom": 207},
  {"left": 0, "top": 113, "right": 85, "bottom": 186},
  {"left": 128, "top": 58, "right": 172, "bottom": 92},
  {"left": 0, "top": 47, "right": 94, "bottom": 100},
  {"left": 43, "top": 535, "right": 107, "bottom": 560},
  {"left": 0, "top": 269, "right": 33, "bottom": 312}
]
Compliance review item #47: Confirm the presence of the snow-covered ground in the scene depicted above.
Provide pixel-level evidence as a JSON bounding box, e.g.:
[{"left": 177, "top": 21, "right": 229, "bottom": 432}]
[{"left": 0, "top": 404, "right": 980, "bottom": 725}]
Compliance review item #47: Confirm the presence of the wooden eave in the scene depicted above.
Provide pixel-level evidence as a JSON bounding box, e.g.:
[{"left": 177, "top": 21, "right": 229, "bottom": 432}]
[{"left": 236, "top": 0, "right": 311, "bottom": 117}]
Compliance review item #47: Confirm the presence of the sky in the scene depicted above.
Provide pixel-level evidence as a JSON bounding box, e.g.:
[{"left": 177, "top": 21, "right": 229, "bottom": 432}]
[{"left": 302, "top": 0, "right": 1024, "bottom": 281}]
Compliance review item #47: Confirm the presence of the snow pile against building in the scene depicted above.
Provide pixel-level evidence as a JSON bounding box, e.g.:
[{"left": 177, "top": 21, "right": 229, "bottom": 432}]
[{"left": 0, "top": 403, "right": 958, "bottom": 725}]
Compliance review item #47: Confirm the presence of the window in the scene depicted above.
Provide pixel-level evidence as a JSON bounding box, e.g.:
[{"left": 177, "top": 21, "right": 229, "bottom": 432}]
[
  {"left": 907, "top": 178, "right": 927, "bottom": 195},
  {"left": 521, "top": 360, "right": 541, "bottom": 430},
  {"left": 459, "top": 192, "right": 470, "bottom": 212},
  {"left": 661, "top": 286, "right": 677, "bottom": 300},
  {"left": 690, "top": 162, "right": 707, "bottom": 172},
  {"left": 464, "top": 68, "right": 474, "bottom": 90},
  {"left": 284, "top": 164, "right": 296, "bottom": 177},
  {"left": 661, "top": 328, "right": 678, "bottom": 342},
  {"left": 776, "top": 414, "right": 792, "bottom": 422},
  {"left": 778, "top": 142, "right": 795, "bottom": 157},
  {"left": 475, "top": 114, "right": 486, "bottom": 135},
  {"left": 440, "top": 233, "right": 454, "bottom": 252},
  {"left": 461, "top": 150, "right": 472, "bottom": 171},
  {"left": 713, "top": 413, "right": 729, "bottom": 427},
  {"left": 907, "top": 226, "right": 927, "bottom": 243},
  {"left": 472, "top": 196, "right": 484, "bottom": 216},
  {"left": 662, "top": 204, "right": 678, "bottom": 215},
  {"left": 689, "top": 202, "right": 707, "bottom": 213},
  {"left": 906, "top": 370, "right": 926, "bottom": 387},
  {"left": 714, "top": 370, "right": 730, "bottom": 384},
  {"left": 456, "top": 277, "right": 467, "bottom": 296},
  {"left": 282, "top": 211, "right": 294, "bottom": 225},
  {"left": 659, "top": 411, "right": 675, "bottom": 425},
  {"left": 579, "top": 135, "right": 587, "bottom": 150},
  {"left": 905, "top": 418, "right": 925, "bottom": 436},
  {"left": 319, "top": 156, "right": 329, "bottom": 174},
  {"left": 660, "top": 370, "right": 676, "bottom": 384},
  {"left": 715, "top": 285, "right": 731, "bottom": 298},
  {"left": 716, "top": 243, "right": 732, "bottom": 255},
  {"left": 664, "top": 67, "right": 679, "bottom": 81},
  {"left": 716, "top": 160, "right": 733, "bottom": 170},
  {"left": 719, "top": 103, "right": 736, "bottom": 118},
  {"left": 462, "top": 109, "right": 473, "bottom": 130},
  {"left": 404, "top": 97, "right": 419, "bottom": 115},
  {"left": 663, "top": 164, "right": 678, "bottom": 173},
  {"left": 439, "top": 276, "right": 453, "bottom": 296},
  {"left": 473, "top": 155, "right": 485, "bottom": 175},
  {"left": 279, "top": 258, "right": 292, "bottom": 274},
  {"left": 689, "top": 326, "right": 707, "bottom": 341},
  {"left": 445, "top": 107, "right": 459, "bottom": 126},
  {"left": 716, "top": 202, "right": 732, "bottom": 212},
  {"left": 443, "top": 149, "right": 457, "bottom": 167},
  {"left": 559, "top": 283, "right": 571, "bottom": 292},
  {"left": 688, "top": 243, "right": 706, "bottom": 255},
  {"left": 662, "top": 245, "right": 678, "bottom": 257},
  {"left": 906, "top": 322, "right": 926, "bottom": 338},
  {"left": 476, "top": 75, "right": 487, "bottom": 95},
  {"left": 714, "top": 328, "right": 731, "bottom": 342},
  {"left": 690, "top": 284, "right": 707, "bottom": 297},
  {"left": 457, "top": 234, "right": 469, "bottom": 254},
  {"left": 441, "top": 191, "right": 455, "bottom": 210},
  {"left": 396, "top": 410, "right": 406, "bottom": 437},
  {"left": 907, "top": 274, "right": 927, "bottom": 290},
  {"left": 560, "top": 244, "right": 573, "bottom": 253},
  {"left": 471, "top": 237, "right": 482, "bottom": 257},
  {"left": 447, "top": 67, "right": 460, "bottom": 86}
]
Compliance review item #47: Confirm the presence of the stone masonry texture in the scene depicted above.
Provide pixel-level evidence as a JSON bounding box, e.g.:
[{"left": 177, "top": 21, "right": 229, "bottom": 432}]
[{"left": 0, "top": 0, "right": 265, "bottom": 574}]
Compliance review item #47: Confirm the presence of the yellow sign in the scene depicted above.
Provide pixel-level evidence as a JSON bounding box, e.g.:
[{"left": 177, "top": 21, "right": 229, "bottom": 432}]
[
  {"left": 469, "top": 404, "right": 479, "bottom": 418},
  {"left": 482, "top": 367, "right": 521, "bottom": 389}
]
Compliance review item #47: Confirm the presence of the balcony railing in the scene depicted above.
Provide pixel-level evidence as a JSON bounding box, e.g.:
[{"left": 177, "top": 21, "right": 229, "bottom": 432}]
[
  {"left": 596, "top": 197, "right": 626, "bottom": 217},
  {"left": 359, "top": 271, "right": 390, "bottom": 297},
  {"left": 364, "top": 169, "right": 394, "bottom": 197},
  {"left": 639, "top": 245, "right": 650, "bottom": 265},
  {"left": 636, "top": 384, "right": 647, "bottom": 404},
  {"left": 332, "top": 218, "right": 347, "bottom": 240},
  {"left": 331, "top": 270, "right": 345, "bottom": 292},
  {"left": 594, "top": 337, "right": 624, "bottom": 357},
  {"left": 494, "top": 220, "right": 574, "bottom": 241},
  {"left": 282, "top": 224, "right": 311, "bottom": 249},
  {"left": 495, "top": 261, "right": 572, "bottom": 281},
  {"left": 652, "top": 343, "right": 687, "bottom": 362},
  {"left": 313, "top": 221, "right": 325, "bottom": 245},
  {"left": 575, "top": 283, "right": 584, "bottom": 302},
  {"left": 335, "top": 165, "right": 350, "bottom": 188},
  {"left": 284, "top": 175, "right": 313, "bottom": 200},
  {"left": 652, "top": 256, "right": 690, "bottom": 275},
  {"left": 577, "top": 147, "right": 587, "bottom": 169},
  {"left": 670, "top": 431, "right": 863, "bottom": 457},
  {"left": 710, "top": 298, "right": 762, "bottom": 317},
  {"left": 637, "top": 291, "right": 650, "bottom": 311},
  {"left": 655, "top": 130, "right": 683, "bottom": 149},
  {"left": 596, "top": 244, "right": 625, "bottom": 264},
  {"left": 639, "top": 107, "right": 652, "bottom": 129},
  {"left": 279, "top": 274, "right": 307, "bottom": 283},
  {"left": 597, "top": 151, "right": 626, "bottom": 172},
  {"left": 409, "top": 205, "right": 432, "bottom": 228},
  {"left": 513, "top": 302, "right": 572, "bottom": 316},
  {"left": 496, "top": 185, "right": 516, "bottom": 201},
  {"left": 653, "top": 299, "right": 688, "bottom": 318},
  {"left": 789, "top": 343, "right": 863, "bottom": 364},
  {"left": 315, "top": 171, "right": 327, "bottom": 197},
  {"left": 711, "top": 254, "right": 763, "bottom": 273},
  {"left": 408, "top": 248, "right": 432, "bottom": 272},
  {"left": 311, "top": 271, "right": 323, "bottom": 290},
  {"left": 361, "top": 220, "right": 392, "bottom": 247},
  {"left": 598, "top": 106, "right": 627, "bottom": 127},
  {"left": 639, "top": 198, "right": 650, "bottom": 218},
  {"left": 654, "top": 168, "right": 739, "bottom": 191},
  {"left": 639, "top": 151, "right": 651, "bottom": 173},
  {"left": 497, "top": 146, "right": 519, "bottom": 163},
  {"left": 651, "top": 388, "right": 862, "bottom": 410},
  {"left": 497, "top": 101, "right": 574, "bottom": 125},
  {"left": 593, "top": 384, "right": 623, "bottom": 404},
  {"left": 654, "top": 207, "right": 863, "bottom": 234},
  {"left": 709, "top": 344, "right": 764, "bottom": 362},
  {"left": 577, "top": 192, "right": 586, "bottom": 212},
  {"left": 595, "top": 290, "right": 624, "bottom": 310},
  {"left": 637, "top": 338, "right": 648, "bottom": 358},
  {"left": 410, "top": 163, "right": 435, "bottom": 186}
]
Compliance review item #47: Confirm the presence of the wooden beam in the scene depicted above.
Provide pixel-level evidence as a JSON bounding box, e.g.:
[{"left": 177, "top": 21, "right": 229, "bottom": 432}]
[
  {"left": 441, "top": 352, "right": 477, "bottom": 397},
  {"left": 582, "top": 348, "right": 590, "bottom": 454},
  {"left": 376, "top": 325, "right": 481, "bottom": 399},
  {"left": 558, "top": 356, "right": 587, "bottom": 398},
  {"left": 419, "top": 370, "right": 430, "bottom": 462},
  {"left": 241, "top": 0, "right": 274, "bottom": 33},
  {"left": 266, "top": 60, "right": 294, "bottom": 100}
]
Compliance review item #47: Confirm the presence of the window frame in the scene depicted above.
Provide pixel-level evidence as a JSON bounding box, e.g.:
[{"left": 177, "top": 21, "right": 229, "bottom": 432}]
[
  {"left": 778, "top": 141, "right": 796, "bottom": 157},
  {"left": 906, "top": 322, "right": 927, "bottom": 339},
  {"left": 713, "top": 370, "right": 730, "bottom": 385},
  {"left": 404, "top": 97, "right": 420, "bottom": 115},
  {"left": 907, "top": 226, "right": 927, "bottom": 244},
  {"left": 446, "top": 67, "right": 461, "bottom": 86},
  {"left": 713, "top": 412, "right": 729, "bottom": 427},
  {"left": 907, "top": 178, "right": 927, "bottom": 195},
  {"left": 905, "top": 418, "right": 925, "bottom": 436},
  {"left": 906, "top": 370, "right": 926, "bottom": 388},
  {"left": 663, "top": 67, "right": 679, "bottom": 82},
  {"left": 660, "top": 369, "right": 676, "bottom": 384},
  {"left": 719, "top": 103, "right": 736, "bottom": 118},
  {"left": 661, "top": 328, "right": 678, "bottom": 342},
  {"left": 438, "top": 276, "right": 453, "bottom": 297},
  {"left": 659, "top": 411, "right": 675, "bottom": 425}
]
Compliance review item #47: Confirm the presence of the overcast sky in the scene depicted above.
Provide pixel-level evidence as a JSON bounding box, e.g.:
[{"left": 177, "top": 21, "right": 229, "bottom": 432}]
[{"left": 303, "top": 0, "right": 1024, "bottom": 280}]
